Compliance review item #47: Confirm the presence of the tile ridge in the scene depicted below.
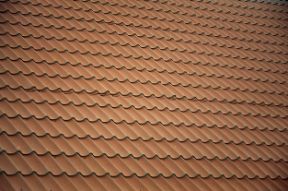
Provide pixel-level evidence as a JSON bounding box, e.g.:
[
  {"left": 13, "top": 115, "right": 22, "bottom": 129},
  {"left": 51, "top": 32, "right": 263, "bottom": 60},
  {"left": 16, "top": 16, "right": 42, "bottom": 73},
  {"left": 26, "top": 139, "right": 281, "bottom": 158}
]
[
  {"left": 2, "top": 18, "right": 287, "bottom": 47},
  {"left": 157, "top": 0, "right": 288, "bottom": 13},
  {"left": 2, "top": 85, "right": 287, "bottom": 107},
  {"left": 4, "top": 43, "right": 286, "bottom": 66},
  {"left": 2, "top": 71, "right": 288, "bottom": 96},
  {"left": 87, "top": 0, "right": 288, "bottom": 19},
  {"left": 1, "top": 151, "right": 288, "bottom": 179},
  {"left": 2, "top": 67, "right": 288, "bottom": 96},
  {"left": 3, "top": 32, "right": 288, "bottom": 62},
  {"left": 1, "top": 171, "right": 288, "bottom": 181},
  {"left": 7, "top": 0, "right": 287, "bottom": 29},
  {"left": 1, "top": 170, "right": 287, "bottom": 179},
  {"left": 6, "top": 42, "right": 288, "bottom": 65},
  {"left": 1, "top": 130, "right": 286, "bottom": 146},
  {"left": 1, "top": 115, "right": 286, "bottom": 132},
  {"left": 3, "top": 47, "right": 288, "bottom": 75},
  {"left": 1, "top": 113, "right": 287, "bottom": 131},
  {"left": 237, "top": 0, "right": 288, "bottom": 6},
  {"left": 2, "top": 41, "right": 288, "bottom": 69},
  {"left": 2, "top": 9, "right": 287, "bottom": 39},
  {"left": 1, "top": 97, "right": 287, "bottom": 119},
  {"left": 1, "top": 148, "right": 286, "bottom": 162},
  {"left": 3, "top": 30, "right": 288, "bottom": 56},
  {"left": 3, "top": 57, "right": 287, "bottom": 84}
]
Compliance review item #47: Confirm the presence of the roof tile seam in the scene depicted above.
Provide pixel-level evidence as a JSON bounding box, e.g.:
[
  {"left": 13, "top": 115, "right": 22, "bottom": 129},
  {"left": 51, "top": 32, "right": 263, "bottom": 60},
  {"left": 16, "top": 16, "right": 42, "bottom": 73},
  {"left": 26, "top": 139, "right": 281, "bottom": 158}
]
[
  {"left": 5, "top": 0, "right": 287, "bottom": 29},
  {"left": 3, "top": 20, "right": 287, "bottom": 47},
  {"left": 3, "top": 69, "right": 288, "bottom": 96},
  {"left": 3, "top": 9, "right": 287, "bottom": 38},
  {"left": 2, "top": 58, "right": 287, "bottom": 84},
  {"left": 204, "top": 0, "right": 288, "bottom": 6},
  {"left": 237, "top": 0, "right": 288, "bottom": 6},
  {"left": 3, "top": 41, "right": 287, "bottom": 65},
  {"left": 2, "top": 86, "right": 287, "bottom": 108},
  {"left": 1, "top": 115, "right": 286, "bottom": 131},
  {"left": 2, "top": 171, "right": 287, "bottom": 179},
  {"left": 1, "top": 149, "right": 286, "bottom": 162},
  {"left": 2, "top": 42, "right": 288, "bottom": 68},
  {"left": 86, "top": 0, "right": 288, "bottom": 18},
  {"left": 151, "top": 0, "right": 288, "bottom": 13},
  {"left": 0, "top": 56, "right": 288, "bottom": 79},
  {"left": 3, "top": 48, "right": 288, "bottom": 76},
  {"left": 4, "top": 31, "right": 288, "bottom": 56},
  {"left": 95, "top": 2, "right": 287, "bottom": 29},
  {"left": 79, "top": 2, "right": 288, "bottom": 28},
  {"left": 1, "top": 131, "right": 286, "bottom": 146},
  {"left": 4, "top": 33, "right": 288, "bottom": 63},
  {"left": 2, "top": 71, "right": 288, "bottom": 96},
  {"left": 2, "top": 98, "right": 287, "bottom": 119},
  {"left": 1, "top": 151, "right": 288, "bottom": 179},
  {"left": 7, "top": 0, "right": 287, "bottom": 20},
  {"left": 2, "top": 114, "right": 288, "bottom": 130}
]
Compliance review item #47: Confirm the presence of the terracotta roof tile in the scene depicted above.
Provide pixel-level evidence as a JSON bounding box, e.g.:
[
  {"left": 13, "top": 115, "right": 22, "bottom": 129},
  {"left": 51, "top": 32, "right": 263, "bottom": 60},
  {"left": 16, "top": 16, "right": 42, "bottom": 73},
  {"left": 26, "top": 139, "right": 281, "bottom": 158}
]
[{"left": 0, "top": 0, "right": 288, "bottom": 190}]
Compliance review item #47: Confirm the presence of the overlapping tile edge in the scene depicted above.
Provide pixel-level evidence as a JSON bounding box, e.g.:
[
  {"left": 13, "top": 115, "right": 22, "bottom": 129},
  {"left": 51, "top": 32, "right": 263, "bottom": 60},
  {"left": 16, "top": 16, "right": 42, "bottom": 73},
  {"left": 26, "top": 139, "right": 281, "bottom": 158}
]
[{"left": 0, "top": 0, "right": 288, "bottom": 190}]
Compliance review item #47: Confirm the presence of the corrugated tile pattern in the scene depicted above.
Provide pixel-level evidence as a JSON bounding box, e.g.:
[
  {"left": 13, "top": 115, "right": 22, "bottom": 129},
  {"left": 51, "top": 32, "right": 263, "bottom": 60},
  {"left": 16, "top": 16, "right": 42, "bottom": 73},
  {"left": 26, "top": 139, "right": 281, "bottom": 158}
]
[{"left": 0, "top": 0, "right": 288, "bottom": 190}]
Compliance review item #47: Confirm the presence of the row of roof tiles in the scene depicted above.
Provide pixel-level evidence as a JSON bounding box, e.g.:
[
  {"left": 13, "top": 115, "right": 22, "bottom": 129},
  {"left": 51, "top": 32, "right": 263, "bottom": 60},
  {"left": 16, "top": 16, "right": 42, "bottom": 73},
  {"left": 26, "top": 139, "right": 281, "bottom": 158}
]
[
  {"left": 1, "top": 152, "right": 287, "bottom": 178},
  {"left": 2, "top": 99, "right": 287, "bottom": 129},
  {"left": 1, "top": 7, "right": 288, "bottom": 46},
  {"left": 1, "top": 132, "right": 287, "bottom": 161},
  {"left": 1, "top": 73, "right": 288, "bottom": 107},
  {"left": 1, "top": 116, "right": 287, "bottom": 144},
  {"left": 1, "top": 173, "right": 287, "bottom": 191}
]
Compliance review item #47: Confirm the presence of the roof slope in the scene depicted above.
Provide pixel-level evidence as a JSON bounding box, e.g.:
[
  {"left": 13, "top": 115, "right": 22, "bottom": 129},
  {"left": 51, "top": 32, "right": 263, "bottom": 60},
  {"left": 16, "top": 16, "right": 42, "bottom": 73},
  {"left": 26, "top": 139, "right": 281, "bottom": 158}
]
[{"left": 0, "top": 0, "right": 288, "bottom": 190}]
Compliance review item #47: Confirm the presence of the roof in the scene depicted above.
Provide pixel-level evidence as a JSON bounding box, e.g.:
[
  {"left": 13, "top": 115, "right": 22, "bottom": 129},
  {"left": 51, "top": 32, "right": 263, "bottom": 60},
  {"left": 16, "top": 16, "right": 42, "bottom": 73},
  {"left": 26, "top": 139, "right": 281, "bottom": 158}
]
[{"left": 0, "top": 0, "right": 288, "bottom": 190}]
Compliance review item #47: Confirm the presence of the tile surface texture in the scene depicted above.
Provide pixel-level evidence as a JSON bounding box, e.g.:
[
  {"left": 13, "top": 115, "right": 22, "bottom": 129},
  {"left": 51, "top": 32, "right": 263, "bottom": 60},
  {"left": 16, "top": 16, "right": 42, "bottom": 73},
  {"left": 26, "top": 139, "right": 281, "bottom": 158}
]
[{"left": 0, "top": 0, "right": 288, "bottom": 190}]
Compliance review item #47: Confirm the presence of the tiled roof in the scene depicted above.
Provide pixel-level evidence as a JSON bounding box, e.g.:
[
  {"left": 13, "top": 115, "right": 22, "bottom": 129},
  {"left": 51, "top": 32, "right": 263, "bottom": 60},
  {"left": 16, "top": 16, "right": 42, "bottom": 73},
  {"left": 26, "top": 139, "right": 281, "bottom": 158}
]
[{"left": 0, "top": 0, "right": 288, "bottom": 190}]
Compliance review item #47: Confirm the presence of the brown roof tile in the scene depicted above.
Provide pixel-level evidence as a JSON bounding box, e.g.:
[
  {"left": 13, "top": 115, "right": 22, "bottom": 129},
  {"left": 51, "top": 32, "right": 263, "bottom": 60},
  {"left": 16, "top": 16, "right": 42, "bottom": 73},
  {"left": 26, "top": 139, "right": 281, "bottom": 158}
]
[{"left": 0, "top": 0, "right": 288, "bottom": 190}]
